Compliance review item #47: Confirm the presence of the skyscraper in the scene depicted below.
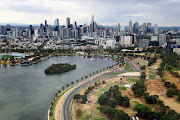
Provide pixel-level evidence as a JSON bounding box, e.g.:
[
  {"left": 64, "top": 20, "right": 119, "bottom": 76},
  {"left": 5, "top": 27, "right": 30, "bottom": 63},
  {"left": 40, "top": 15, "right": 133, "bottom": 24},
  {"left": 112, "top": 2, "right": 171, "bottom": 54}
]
[
  {"left": 133, "top": 22, "right": 139, "bottom": 34},
  {"left": 154, "top": 24, "right": 159, "bottom": 35},
  {"left": 54, "top": 18, "right": 59, "bottom": 31},
  {"left": 129, "top": 19, "right": 132, "bottom": 29},
  {"left": 147, "top": 22, "right": 151, "bottom": 33},
  {"left": 91, "top": 14, "right": 94, "bottom": 23},
  {"left": 159, "top": 34, "right": 166, "bottom": 47},
  {"left": 66, "top": 17, "right": 70, "bottom": 29},
  {"left": 118, "top": 23, "right": 120, "bottom": 33}
]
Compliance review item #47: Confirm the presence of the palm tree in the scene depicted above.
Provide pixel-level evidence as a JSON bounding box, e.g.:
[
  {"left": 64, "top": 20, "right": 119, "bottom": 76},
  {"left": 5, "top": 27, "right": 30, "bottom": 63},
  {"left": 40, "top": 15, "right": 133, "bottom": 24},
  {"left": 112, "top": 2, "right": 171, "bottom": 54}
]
[
  {"left": 100, "top": 69, "right": 102, "bottom": 72},
  {"left": 55, "top": 93, "right": 58, "bottom": 97},
  {"left": 76, "top": 79, "right": 79, "bottom": 83},
  {"left": 62, "top": 86, "right": 65, "bottom": 90},
  {"left": 85, "top": 75, "right": 88, "bottom": 79},
  {"left": 58, "top": 90, "right": 61, "bottom": 94},
  {"left": 67, "top": 84, "right": 69, "bottom": 88},
  {"left": 81, "top": 77, "right": 83, "bottom": 80},
  {"left": 93, "top": 72, "right": 95, "bottom": 75},
  {"left": 103, "top": 68, "right": 105, "bottom": 71},
  {"left": 89, "top": 74, "right": 91, "bottom": 77},
  {"left": 71, "top": 81, "right": 74, "bottom": 85},
  {"left": 96, "top": 71, "right": 98, "bottom": 74}
]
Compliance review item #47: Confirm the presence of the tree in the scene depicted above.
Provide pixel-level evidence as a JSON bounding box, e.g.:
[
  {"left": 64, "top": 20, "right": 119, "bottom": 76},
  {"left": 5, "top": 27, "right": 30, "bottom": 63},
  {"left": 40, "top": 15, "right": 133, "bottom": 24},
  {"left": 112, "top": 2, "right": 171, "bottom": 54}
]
[
  {"left": 81, "top": 95, "right": 87, "bottom": 103},
  {"left": 66, "top": 84, "right": 69, "bottom": 88},
  {"left": 102, "top": 81, "right": 105, "bottom": 84},
  {"left": 178, "top": 94, "right": 180, "bottom": 101},
  {"left": 85, "top": 75, "right": 88, "bottom": 79},
  {"left": 98, "top": 94, "right": 110, "bottom": 105},
  {"left": 76, "top": 79, "right": 79, "bottom": 83},
  {"left": 140, "top": 65, "right": 146, "bottom": 70},
  {"left": 49, "top": 111, "right": 53, "bottom": 118},
  {"left": 95, "top": 82, "right": 97, "bottom": 86},
  {"left": 73, "top": 94, "right": 81, "bottom": 101},
  {"left": 62, "top": 86, "right": 65, "bottom": 90},
  {"left": 81, "top": 77, "right": 83, "bottom": 80},
  {"left": 58, "top": 90, "right": 61, "bottom": 94},
  {"left": 93, "top": 72, "right": 95, "bottom": 75},
  {"left": 89, "top": 74, "right": 91, "bottom": 77},
  {"left": 96, "top": 71, "right": 98, "bottom": 74},
  {"left": 55, "top": 93, "right": 58, "bottom": 97},
  {"left": 107, "top": 99, "right": 118, "bottom": 108},
  {"left": 141, "top": 72, "right": 146, "bottom": 79},
  {"left": 114, "top": 110, "right": 130, "bottom": 120},
  {"left": 71, "top": 81, "right": 74, "bottom": 85}
]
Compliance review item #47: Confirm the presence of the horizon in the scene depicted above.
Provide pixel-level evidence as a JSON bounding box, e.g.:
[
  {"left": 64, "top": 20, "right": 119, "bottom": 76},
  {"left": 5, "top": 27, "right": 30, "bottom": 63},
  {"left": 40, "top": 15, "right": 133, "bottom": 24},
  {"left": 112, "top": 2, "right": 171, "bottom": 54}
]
[{"left": 0, "top": 0, "right": 180, "bottom": 26}]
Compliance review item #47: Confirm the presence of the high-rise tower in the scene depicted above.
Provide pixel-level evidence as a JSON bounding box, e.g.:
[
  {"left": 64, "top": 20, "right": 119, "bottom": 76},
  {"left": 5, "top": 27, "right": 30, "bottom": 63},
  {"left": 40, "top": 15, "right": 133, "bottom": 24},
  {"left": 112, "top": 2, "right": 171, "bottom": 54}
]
[{"left": 66, "top": 17, "right": 70, "bottom": 29}]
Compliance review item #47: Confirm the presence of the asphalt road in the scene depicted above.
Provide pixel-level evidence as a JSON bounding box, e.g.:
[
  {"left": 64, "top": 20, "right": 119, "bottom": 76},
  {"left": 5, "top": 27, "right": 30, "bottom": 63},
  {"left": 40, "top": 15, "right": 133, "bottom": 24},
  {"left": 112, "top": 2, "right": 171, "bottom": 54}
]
[{"left": 62, "top": 59, "right": 138, "bottom": 120}]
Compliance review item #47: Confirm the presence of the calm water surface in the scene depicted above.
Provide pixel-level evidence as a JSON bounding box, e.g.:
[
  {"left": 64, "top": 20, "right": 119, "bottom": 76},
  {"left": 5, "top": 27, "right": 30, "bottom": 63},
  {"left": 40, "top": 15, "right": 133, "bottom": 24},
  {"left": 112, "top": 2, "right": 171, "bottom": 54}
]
[{"left": 0, "top": 56, "right": 116, "bottom": 120}]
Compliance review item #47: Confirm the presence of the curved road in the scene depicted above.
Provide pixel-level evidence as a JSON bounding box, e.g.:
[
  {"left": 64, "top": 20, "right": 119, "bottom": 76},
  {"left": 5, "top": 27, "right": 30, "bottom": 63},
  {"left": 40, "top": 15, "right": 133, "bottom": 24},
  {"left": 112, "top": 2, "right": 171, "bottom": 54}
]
[{"left": 62, "top": 59, "right": 138, "bottom": 120}]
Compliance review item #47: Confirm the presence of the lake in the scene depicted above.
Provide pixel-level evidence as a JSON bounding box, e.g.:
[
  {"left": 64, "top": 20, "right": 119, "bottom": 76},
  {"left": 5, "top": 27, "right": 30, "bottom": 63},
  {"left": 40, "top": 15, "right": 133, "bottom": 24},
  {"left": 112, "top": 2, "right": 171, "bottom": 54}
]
[{"left": 0, "top": 55, "right": 116, "bottom": 120}]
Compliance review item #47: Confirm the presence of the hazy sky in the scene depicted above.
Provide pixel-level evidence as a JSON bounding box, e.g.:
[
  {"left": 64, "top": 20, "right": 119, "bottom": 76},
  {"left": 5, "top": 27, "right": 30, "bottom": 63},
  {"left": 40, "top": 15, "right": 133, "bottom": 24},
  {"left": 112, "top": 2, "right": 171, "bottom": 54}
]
[{"left": 0, "top": 0, "right": 180, "bottom": 26}]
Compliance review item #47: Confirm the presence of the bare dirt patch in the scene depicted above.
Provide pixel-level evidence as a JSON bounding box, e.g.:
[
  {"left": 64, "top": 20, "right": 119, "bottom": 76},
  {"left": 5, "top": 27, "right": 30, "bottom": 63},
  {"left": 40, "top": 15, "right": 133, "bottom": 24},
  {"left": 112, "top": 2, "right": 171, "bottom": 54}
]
[{"left": 164, "top": 71, "right": 180, "bottom": 90}]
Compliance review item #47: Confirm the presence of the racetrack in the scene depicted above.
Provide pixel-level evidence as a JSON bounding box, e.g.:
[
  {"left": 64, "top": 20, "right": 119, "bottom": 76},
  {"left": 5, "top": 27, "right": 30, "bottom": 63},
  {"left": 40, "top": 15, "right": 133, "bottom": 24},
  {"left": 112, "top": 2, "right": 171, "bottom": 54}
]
[{"left": 62, "top": 59, "right": 138, "bottom": 120}]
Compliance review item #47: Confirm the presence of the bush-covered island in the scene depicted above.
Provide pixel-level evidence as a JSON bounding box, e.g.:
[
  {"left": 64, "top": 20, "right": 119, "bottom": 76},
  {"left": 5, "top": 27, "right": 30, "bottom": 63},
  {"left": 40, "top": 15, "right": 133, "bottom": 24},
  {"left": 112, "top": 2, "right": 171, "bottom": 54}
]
[{"left": 45, "top": 63, "right": 76, "bottom": 74}]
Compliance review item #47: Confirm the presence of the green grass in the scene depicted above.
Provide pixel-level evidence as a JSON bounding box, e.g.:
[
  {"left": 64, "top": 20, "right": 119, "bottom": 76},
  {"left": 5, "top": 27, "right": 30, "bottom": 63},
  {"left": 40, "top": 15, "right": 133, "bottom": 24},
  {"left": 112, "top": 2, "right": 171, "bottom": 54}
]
[
  {"left": 172, "top": 68, "right": 180, "bottom": 71},
  {"left": 126, "top": 78, "right": 139, "bottom": 82},
  {"left": 125, "top": 62, "right": 131, "bottom": 70},
  {"left": 93, "top": 117, "right": 108, "bottom": 120},
  {"left": 120, "top": 87, "right": 127, "bottom": 91},
  {"left": 132, "top": 101, "right": 152, "bottom": 111},
  {"left": 127, "top": 69, "right": 134, "bottom": 72},
  {"left": 163, "top": 68, "right": 169, "bottom": 71},
  {"left": 2, "top": 55, "right": 19, "bottom": 58},
  {"left": 148, "top": 75, "right": 156, "bottom": 79},
  {"left": 106, "top": 72, "right": 123, "bottom": 76},
  {"left": 100, "top": 83, "right": 121, "bottom": 92},
  {"left": 137, "top": 60, "right": 148, "bottom": 65},
  {"left": 80, "top": 111, "right": 90, "bottom": 120}
]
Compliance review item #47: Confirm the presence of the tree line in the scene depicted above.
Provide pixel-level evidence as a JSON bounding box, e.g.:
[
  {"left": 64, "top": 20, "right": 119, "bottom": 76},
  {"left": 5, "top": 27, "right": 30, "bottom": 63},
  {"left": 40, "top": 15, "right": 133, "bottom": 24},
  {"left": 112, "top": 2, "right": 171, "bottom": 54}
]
[{"left": 45, "top": 63, "right": 76, "bottom": 74}]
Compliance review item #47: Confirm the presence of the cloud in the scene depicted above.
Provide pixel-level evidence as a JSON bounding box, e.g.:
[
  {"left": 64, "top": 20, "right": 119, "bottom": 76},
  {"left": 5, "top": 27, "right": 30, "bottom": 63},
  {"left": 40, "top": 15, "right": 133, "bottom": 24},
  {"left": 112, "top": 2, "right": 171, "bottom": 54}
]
[{"left": 0, "top": 0, "right": 179, "bottom": 26}]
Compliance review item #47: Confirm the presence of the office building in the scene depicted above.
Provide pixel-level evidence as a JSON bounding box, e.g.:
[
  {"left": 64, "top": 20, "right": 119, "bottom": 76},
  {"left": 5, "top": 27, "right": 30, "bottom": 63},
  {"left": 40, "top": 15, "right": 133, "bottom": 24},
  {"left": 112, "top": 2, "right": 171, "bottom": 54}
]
[
  {"left": 159, "top": 34, "right": 166, "bottom": 47},
  {"left": 154, "top": 24, "right": 159, "bottom": 35},
  {"left": 139, "top": 39, "right": 150, "bottom": 48},
  {"left": 66, "top": 17, "right": 70, "bottom": 29}
]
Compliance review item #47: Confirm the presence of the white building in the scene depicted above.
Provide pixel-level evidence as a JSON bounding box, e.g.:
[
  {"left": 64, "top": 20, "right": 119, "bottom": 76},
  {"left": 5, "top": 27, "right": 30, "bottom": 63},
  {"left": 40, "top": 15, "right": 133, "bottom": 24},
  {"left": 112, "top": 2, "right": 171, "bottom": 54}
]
[
  {"left": 159, "top": 34, "right": 166, "bottom": 47},
  {"left": 151, "top": 36, "right": 158, "bottom": 41},
  {"left": 154, "top": 24, "right": 159, "bottom": 35}
]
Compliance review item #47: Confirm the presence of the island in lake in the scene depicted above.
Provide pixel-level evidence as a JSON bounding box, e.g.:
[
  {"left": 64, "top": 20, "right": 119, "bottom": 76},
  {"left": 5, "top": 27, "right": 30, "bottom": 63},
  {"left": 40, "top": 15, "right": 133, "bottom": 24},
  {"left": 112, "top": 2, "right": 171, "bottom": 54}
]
[{"left": 45, "top": 63, "right": 76, "bottom": 74}]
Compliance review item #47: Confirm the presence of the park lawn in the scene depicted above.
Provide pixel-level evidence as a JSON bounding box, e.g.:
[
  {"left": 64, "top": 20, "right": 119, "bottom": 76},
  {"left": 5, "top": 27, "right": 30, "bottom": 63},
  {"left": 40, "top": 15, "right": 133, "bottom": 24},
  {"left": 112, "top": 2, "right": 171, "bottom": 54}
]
[
  {"left": 125, "top": 62, "right": 131, "bottom": 70},
  {"left": 106, "top": 72, "right": 123, "bottom": 76},
  {"left": 137, "top": 59, "right": 148, "bottom": 66},
  {"left": 120, "top": 87, "right": 127, "bottom": 91},
  {"left": 172, "top": 67, "right": 180, "bottom": 71},
  {"left": 127, "top": 69, "right": 134, "bottom": 72},
  {"left": 126, "top": 78, "right": 139, "bottom": 82},
  {"left": 149, "top": 75, "right": 156, "bottom": 79},
  {"left": 132, "top": 101, "right": 152, "bottom": 111},
  {"left": 100, "top": 83, "right": 121, "bottom": 92}
]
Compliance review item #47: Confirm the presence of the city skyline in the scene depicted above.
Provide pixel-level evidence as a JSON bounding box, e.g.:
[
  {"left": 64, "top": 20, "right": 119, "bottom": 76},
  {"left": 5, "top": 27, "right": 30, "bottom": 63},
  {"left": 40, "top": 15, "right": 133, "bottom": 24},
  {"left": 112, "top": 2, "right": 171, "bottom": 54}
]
[{"left": 0, "top": 0, "right": 180, "bottom": 26}]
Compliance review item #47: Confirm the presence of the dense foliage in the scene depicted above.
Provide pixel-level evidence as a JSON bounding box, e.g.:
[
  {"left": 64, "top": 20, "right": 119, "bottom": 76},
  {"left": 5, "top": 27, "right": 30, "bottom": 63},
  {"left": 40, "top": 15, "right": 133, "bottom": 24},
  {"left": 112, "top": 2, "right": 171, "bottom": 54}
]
[
  {"left": 98, "top": 85, "right": 130, "bottom": 108},
  {"left": 132, "top": 79, "right": 145, "bottom": 97},
  {"left": 97, "top": 106, "right": 130, "bottom": 120},
  {"left": 45, "top": 63, "right": 76, "bottom": 74}
]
